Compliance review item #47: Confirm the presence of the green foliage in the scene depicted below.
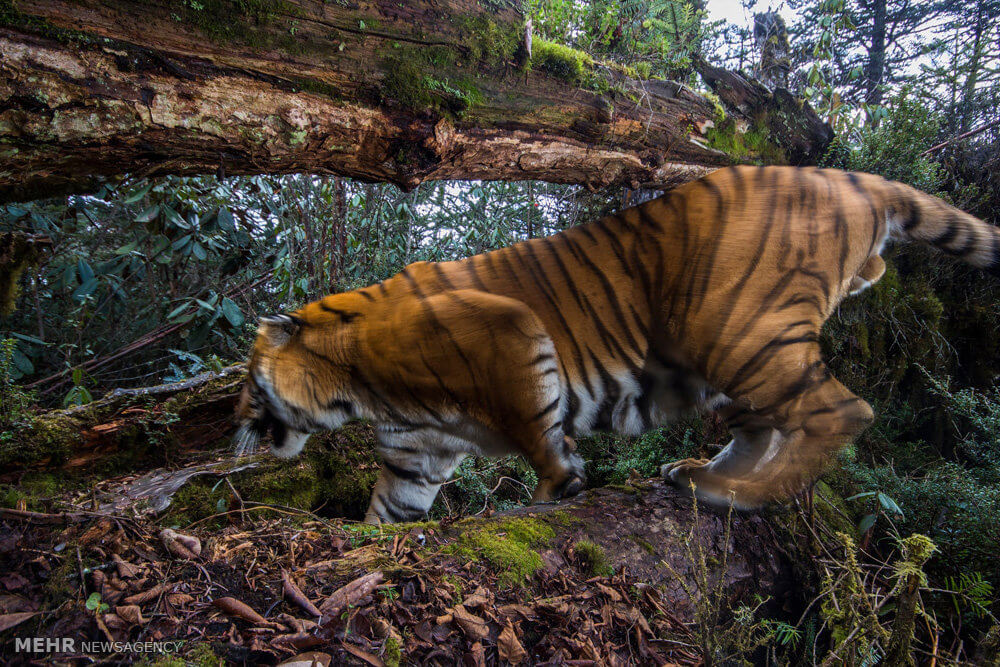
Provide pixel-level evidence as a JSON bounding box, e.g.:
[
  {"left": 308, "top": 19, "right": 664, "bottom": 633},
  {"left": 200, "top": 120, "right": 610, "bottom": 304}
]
[
  {"left": 527, "top": 0, "right": 715, "bottom": 81},
  {"left": 578, "top": 421, "right": 702, "bottom": 488},
  {"left": 822, "top": 92, "right": 946, "bottom": 192},
  {"left": 944, "top": 572, "right": 994, "bottom": 620},
  {"left": 434, "top": 455, "right": 536, "bottom": 518},
  {"left": 0, "top": 338, "right": 32, "bottom": 427}
]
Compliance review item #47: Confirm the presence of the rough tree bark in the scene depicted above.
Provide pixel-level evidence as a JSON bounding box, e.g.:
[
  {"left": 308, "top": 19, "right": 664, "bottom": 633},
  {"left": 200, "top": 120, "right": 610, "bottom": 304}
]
[{"left": 0, "top": 0, "right": 832, "bottom": 203}]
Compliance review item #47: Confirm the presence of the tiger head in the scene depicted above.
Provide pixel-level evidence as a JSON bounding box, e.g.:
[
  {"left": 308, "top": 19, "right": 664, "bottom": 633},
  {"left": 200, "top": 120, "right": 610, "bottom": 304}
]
[{"left": 234, "top": 307, "right": 361, "bottom": 459}]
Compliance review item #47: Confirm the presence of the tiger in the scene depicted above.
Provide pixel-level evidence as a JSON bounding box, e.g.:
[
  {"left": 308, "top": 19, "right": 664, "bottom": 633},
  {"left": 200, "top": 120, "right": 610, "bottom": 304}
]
[{"left": 235, "top": 166, "right": 1000, "bottom": 524}]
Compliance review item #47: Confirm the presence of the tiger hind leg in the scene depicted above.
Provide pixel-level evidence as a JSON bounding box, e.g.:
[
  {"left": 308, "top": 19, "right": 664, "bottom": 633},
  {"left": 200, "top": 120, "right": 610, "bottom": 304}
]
[{"left": 664, "top": 357, "right": 873, "bottom": 509}]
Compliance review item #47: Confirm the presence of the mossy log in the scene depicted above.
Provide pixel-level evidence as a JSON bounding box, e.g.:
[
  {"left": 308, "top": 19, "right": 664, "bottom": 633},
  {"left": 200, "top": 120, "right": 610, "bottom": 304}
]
[
  {"left": 0, "top": 0, "right": 832, "bottom": 202},
  {"left": 694, "top": 56, "right": 834, "bottom": 165},
  {"left": 0, "top": 365, "right": 246, "bottom": 471}
]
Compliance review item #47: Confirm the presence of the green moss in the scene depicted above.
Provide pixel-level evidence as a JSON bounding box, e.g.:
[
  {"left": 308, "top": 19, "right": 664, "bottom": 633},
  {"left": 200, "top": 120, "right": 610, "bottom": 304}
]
[
  {"left": 186, "top": 643, "right": 225, "bottom": 667},
  {"left": 546, "top": 510, "right": 575, "bottom": 527},
  {"left": 0, "top": 413, "right": 74, "bottom": 469},
  {"left": 704, "top": 117, "right": 787, "bottom": 165},
  {"left": 293, "top": 77, "right": 346, "bottom": 100},
  {"left": 383, "top": 636, "right": 402, "bottom": 667},
  {"left": 630, "top": 534, "right": 656, "bottom": 555},
  {"left": 701, "top": 90, "right": 726, "bottom": 123},
  {"left": 237, "top": 460, "right": 320, "bottom": 509},
  {"left": 814, "top": 479, "right": 858, "bottom": 539},
  {"left": 170, "top": 0, "right": 302, "bottom": 49},
  {"left": 574, "top": 540, "right": 612, "bottom": 577},
  {"left": 20, "top": 472, "right": 59, "bottom": 497},
  {"left": 455, "top": 15, "right": 520, "bottom": 65},
  {"left": 43, "top": 554, "right": 75, "bottom": 604},
  {"left": 448, "top": 516, "right": 556, "bottom": 587},
  {"left": 135, "top": 657, "right": 186, "bottom": 667},
  {"left": 161, "top": 479, "right": 226, "bottom": 527},
  {"left": 442, "top": 573, "right": 465, "bottom": 603},
  {"left": 0, "top": 485, "right": 26, "bottom": 509},
  {"left": 634, "top": 61, "right": 653, "bottom": 79},
  {"left": 532, "top": 38, "right": 594, "bottom": 86},
  {"left": 379, "top": 47, "right": 482, "bottom": 115},
  {"left": 0, "top": 0, "right": 101, "bottom": 46}
]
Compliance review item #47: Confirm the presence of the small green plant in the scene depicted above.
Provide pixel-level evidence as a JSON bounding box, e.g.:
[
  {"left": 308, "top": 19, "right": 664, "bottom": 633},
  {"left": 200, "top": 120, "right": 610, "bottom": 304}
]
[
  {"left": 943, "top": 572, "right": 994, "bottom": 620},
  {"left": 85, "top": 592, "right": 109, "bottom": 614},
  {"left": 379, "top": 586, "right": 400, "bottom": 602},
  {"left": 660, "top": 484, "right": 775, "bottom": 664},
  {"left": 63, "top": 367, "right": 93, "bottom": 407},
  {"left": 0, "top": 338, "right": 33, "bottom": 427}
]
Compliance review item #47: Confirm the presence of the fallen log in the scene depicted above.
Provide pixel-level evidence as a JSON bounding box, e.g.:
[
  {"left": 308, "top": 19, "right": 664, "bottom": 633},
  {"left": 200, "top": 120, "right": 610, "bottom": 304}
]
[
  {"left": 1, "top": 365, "right": 246, "bottom": 472},
  {"left": 0, "top": 0, "right": 832, "bottom": 202}
]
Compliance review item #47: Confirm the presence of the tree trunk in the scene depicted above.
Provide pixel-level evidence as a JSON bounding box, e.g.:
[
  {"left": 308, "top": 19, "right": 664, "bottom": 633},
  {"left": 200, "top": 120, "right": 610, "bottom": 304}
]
[
  {"left": 0, "top": 0, "right": 832, "bottom": 203},
  {"left": 865, "top": 0, "right": 887, "bottom": 106}
]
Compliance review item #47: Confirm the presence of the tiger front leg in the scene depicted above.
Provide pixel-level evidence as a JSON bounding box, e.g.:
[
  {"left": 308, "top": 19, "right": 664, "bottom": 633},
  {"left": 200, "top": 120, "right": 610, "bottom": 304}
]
[
  {"left": 364, "top": 439, "right": 465, "bottom": 524},
  {"left": 526, "top": 433, "right": 586, "bottom": 504}
]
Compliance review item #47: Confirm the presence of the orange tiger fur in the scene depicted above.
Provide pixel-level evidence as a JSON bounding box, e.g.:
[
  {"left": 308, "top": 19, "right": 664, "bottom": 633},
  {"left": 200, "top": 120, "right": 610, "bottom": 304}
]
[{"left": 236, "top": 166, "right": 1000, "bottom": 523}]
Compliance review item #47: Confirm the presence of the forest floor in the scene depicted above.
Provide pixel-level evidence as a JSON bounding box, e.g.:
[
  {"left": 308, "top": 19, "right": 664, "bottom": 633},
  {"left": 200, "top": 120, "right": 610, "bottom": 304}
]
[
  {"left": 0, "top": 370, "right": 818, "bottom": 665},
  {"left": 0, "top": 433, "right": 800, "bottom": 666}
]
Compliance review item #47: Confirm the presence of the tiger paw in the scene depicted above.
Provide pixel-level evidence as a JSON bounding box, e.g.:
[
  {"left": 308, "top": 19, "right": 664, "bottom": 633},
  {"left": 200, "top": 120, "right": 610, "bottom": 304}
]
[
  {"left": 531, "top": 471, "right": 586, "bottom": 503},
  {"left": 555, "top": 473, "right": 585, "bottom": 499},
  {"left": 660, "top": 458, "right": 711, "bottom": 486}
]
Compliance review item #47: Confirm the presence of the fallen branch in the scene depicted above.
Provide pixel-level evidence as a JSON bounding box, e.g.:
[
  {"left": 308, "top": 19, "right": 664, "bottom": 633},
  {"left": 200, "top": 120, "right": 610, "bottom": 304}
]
[
  {"left": 919, "top": 119, "right": 1000, "bottom": 156},
  {"left": 0, "top": 507, "right": 88, "bottom": 524}
]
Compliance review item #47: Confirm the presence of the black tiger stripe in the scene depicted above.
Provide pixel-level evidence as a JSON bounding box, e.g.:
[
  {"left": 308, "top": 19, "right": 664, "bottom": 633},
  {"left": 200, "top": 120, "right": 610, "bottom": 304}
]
[
  {"left": 384, "top": 493, "right": 428, "bottom": 518},
  {"left": 538, "top": 237, "right": 590, "bottom": 314},
  {"left": 727, "top": 333, "right": 820, "bottom": 393},
  {"left": 384, "top": 460, "right": 423, "bottom": 482},
  {"left": 319, "top": 303, "right": 361, "bottom": 322},
  {"left": 376, "top": 495, "right": 408, "bottom": 523},
  {"left": 506, "top": 242, "right": 596, "bottom": 396},
  {"left": 419, "top": 349, "right": 467, "bottom": 409},
  {"left": 845, "top": 172, "right": 883, "bottom": 258},
  {"left": 542, "top": 236, "right": 641, "bottom": 369},
  {"left": 697, "top": 169, "right": 783, "bottom": 368},
  {"left": 529, "top": 398, "right": 560, "bottom": 423},
  {"left": 559, "top": 234, "right": 645, "bottom": 360},
  {"left": 591, "top": 217, "right": 633, "bottom": 276},
  {"left": 464, "top": 257, "right": 492, "bottom": 291},
  {"left": 432, "top": 262, "right": 457, "bottom": 290},
  {"left": 951, "top": 227, "right": 979, "bottom": 258},
  {"left": 930, "top": 218, "right": 959, "bottom": 249}
]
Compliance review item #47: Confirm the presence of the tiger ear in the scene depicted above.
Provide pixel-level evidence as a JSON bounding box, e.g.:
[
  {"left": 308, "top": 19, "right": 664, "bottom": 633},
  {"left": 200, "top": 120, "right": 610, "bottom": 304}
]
[{"left": 258, "top": 314, "right": 300, "bottom": 347}]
